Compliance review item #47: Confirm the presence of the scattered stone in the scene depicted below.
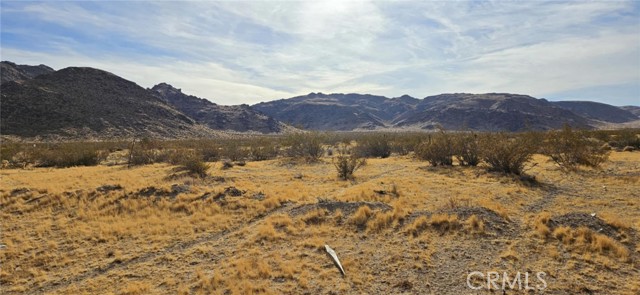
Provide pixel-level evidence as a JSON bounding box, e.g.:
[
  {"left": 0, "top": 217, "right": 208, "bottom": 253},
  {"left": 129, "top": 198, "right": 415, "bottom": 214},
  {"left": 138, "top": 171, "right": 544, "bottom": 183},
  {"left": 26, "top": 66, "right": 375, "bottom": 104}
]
[
  {"left": 221, "top": 161, "right": 234, "bottom": 170},
  {"left": 291, "top": 200, "right": 392, "bottom": 217},
  {"left": 96, "top": 184, "right": 123, "bottom": 193},
  {"left": 374, "top": 190, "right": 387, "bottom": 195},
  {"left": 170, "top": 184, "right": 191, "bottom": 195},
  {"left": 293, "top": 173, "right": 304, "bottom": 179},
  {"left": 252, "top": 192, "right": 266, "bottom": 201},
  {"left": 548, "top": 212, "right": 620, "bottom": 239},
  {"left": 10, "top": 188, "right": 30, "bottom": 197},
  {"left": 213, "top": 192, "right": 226, "bottom": 202},
  {"left": 224, "top": 186, "right": 244, "bottom": 197},
  {"left": 394, "top": 280, "right": 413, "bottom": 291},
  {"left": 234, "top": 161, "right": 246, "bottom": 166}
]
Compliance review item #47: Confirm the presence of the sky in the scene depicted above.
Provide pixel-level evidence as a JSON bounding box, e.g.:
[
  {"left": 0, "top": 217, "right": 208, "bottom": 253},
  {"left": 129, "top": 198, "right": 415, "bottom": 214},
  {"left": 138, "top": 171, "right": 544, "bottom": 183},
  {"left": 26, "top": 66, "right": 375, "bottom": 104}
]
[{"left": 1, "top": 1, "right": 639, "bottom": 106}]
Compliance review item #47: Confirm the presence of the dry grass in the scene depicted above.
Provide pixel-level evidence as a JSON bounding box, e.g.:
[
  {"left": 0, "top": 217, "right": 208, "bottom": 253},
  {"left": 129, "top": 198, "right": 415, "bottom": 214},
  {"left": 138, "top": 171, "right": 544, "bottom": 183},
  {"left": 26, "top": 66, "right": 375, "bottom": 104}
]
[
  {"left": 1, "top": 150, "right": 638, "bottom": 294},
  {"left": 350, "top": 205, "right": 373, "bottom": 227}
]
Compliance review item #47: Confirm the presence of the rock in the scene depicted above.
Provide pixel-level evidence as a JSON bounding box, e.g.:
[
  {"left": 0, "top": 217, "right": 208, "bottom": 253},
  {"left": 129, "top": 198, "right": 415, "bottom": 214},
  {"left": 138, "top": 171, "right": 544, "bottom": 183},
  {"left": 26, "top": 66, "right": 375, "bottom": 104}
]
[
  {"left": 622, "top": 146, "right": 635, "bottom": 152},
  {"left": 10, "top": 188, "right": 30, "bottom": 196},
  {"left": 293, "top": 173, "right": 304, "bottom": 179},
  {"left": 252, "top": 192, "right": 266, "bottom": 201},
  {"left": 221, "top": 161, "right": 234, "bottom": 170},
  {"left": 96, "top": 184, "right": 123, "bottom": 193},
  {"left": 224, "top": 186, "right": 244, "bottom": 197},
  {"left": 171, "top": 184, "right": 191, "bottom": 195}
]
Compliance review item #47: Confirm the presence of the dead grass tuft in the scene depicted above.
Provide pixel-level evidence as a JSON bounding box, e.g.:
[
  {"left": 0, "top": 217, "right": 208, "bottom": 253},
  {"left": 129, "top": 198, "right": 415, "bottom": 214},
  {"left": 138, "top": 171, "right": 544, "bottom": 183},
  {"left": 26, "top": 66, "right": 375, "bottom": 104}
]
[
  {"left": 429, "top": 213, "right": 461, "bottom": 233},
  {"left": 302, "top": 208, "right": 329, "bottom": 225},
  {"left": 465, "top": 214, "right": 485, "bottom": 234},
  {"left": 407, "top": 216, "right": 430, "bottom": 237},
  {"left": 350, "top": 205, "right": 373, "bottom": 227}
]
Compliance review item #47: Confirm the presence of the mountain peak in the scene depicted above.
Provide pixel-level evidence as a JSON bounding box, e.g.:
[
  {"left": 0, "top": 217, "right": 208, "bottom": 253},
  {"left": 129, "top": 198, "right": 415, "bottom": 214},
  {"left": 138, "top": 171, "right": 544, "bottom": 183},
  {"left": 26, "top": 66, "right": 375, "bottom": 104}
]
[
  {"left": 1, "top": 60, "right": 55, "bottom": 84},
  {"left": 151, "top": 82, "right": 183, "bottom": 96}
]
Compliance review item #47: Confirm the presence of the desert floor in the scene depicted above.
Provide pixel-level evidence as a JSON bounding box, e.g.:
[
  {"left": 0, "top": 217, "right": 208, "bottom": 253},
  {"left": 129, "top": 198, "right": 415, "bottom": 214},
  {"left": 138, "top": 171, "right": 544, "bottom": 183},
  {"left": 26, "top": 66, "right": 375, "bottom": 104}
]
[{"left": 1, "top": 152, "right": 639, "bottom": 294}]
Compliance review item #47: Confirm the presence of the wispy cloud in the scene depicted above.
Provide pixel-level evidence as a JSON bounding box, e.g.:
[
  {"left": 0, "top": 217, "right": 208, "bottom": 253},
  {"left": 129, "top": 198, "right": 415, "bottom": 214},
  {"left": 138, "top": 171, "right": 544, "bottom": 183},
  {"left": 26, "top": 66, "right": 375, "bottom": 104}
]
[{"left": 1, "top": 1, "right": 638, "bottom": 105}]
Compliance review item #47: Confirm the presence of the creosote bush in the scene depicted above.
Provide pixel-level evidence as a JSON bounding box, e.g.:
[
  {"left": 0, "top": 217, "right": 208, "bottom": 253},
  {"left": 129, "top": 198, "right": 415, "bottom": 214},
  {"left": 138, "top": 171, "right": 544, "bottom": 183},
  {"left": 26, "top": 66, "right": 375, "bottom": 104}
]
[
  {"left": 355, "top": 134, "right": 391, "bottom": 158},
  {"left": 333, "top": 145, "right": 366, "bottom": 180},
  {"left": 176, "top": 155, "right": 210, "bottom": 178},
  {"left": 286, "top": 132, "right": 324, "bottom": 162},
  {"left": 453, "top": 132, "right": 480, "bottom": 166},
  {"left": 543, "top": 125, "right": 610, "bottom": 170},
  {"left": 479, "top": 132, "right": 539, "bottom": 175},
  {"left": 415, "top": 130, "right": 453, "bottom": 166}
]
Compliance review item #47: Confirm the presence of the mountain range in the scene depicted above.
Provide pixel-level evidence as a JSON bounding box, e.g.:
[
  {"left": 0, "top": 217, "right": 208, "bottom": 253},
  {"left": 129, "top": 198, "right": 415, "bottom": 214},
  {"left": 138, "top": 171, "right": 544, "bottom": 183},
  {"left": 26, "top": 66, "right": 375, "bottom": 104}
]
[{"left": 1, "top": 61, "right": 638, "bottom": 140}]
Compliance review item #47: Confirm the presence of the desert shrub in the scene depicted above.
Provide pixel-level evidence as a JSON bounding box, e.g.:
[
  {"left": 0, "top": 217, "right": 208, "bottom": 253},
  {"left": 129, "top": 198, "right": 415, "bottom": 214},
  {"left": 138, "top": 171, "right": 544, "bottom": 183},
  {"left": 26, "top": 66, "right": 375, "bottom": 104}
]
[
  {"left": 452, "top": 132, "right": 480, "bottom": 166},
  {"left": 127, "top": 138, "right": 169, "bottom": 166},
  {"left": 479, "top": 132, "right": 538, "bottom": 175},
  {"left": 355, "top": 134, "right": 391, "bottom": 158},
  {"left": 415, "top": 130, "right": 453, "bottom": 166},
  {"left": 390, "top": 133, "right": 423, "bottom": 156},
  {"left": 609, "top": 129, "right": 640, "bottom": 149},
  {"left": 220, "top": 140, "right": 249, "bottom": 161},
  {"left": 333, "top": 145, "right": 366, "bottom": 180},
  {"left": 249, "top": 142, "right": 279, "bottom": 161},
  {"left": 198, "top": 145, "right": 220, "bottom": 162},
  {"left": 286, "top": 132, "right": 324, "bottom": 162},
  {"left": 33, "top": 143, "right": 108, "bottom": 168},
  {"left": 542, "top": 125, "right": 610, "bottom": 170},
  {"left": 176, "top": 154, "right": 210, "bottom": 178}
]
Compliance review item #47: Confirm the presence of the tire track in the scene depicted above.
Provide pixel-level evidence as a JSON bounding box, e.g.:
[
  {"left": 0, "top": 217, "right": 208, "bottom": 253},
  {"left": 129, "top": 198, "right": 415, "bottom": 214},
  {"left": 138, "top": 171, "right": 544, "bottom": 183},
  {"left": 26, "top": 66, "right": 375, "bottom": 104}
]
[
  {"left": 36, "top": 203, "right": 293, "bottom": 294},
  {"left": 35, "top": 163, "right": 409, "bottom": 294}
]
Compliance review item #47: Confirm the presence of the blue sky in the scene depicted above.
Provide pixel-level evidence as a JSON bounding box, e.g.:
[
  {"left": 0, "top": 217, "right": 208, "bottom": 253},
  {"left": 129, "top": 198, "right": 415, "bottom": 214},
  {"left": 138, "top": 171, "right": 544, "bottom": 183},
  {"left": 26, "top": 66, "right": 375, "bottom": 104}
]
[{"left": 1, "top": 1, "right": 639, "bottom": 106}]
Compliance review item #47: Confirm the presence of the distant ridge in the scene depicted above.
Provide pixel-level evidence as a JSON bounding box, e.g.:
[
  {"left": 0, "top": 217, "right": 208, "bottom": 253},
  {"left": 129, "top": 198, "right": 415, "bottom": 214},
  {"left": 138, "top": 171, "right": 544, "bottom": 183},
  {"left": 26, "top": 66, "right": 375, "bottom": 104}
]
[
  {"left": 151, "top": 83, "right": 290, "bottom": 134},
  {"left": 1, "top": 61, "right": 54, "bottom": 85},
  {"left": 1, "top": 65, "right": 214, "bottom": 139},
  {"left": 1, "top": 61, "right": 638, "bottom": 140},
  {"left": 254, "top": 92, "right": 638, "bottom": 131}
]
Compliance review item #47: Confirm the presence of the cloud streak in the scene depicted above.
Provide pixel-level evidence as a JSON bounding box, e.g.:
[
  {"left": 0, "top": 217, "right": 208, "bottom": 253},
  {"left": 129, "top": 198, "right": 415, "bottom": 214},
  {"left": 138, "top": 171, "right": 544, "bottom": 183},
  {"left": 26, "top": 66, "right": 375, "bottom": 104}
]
[{"left": 1, "top": 0, "right": 638, "bottom": 105}]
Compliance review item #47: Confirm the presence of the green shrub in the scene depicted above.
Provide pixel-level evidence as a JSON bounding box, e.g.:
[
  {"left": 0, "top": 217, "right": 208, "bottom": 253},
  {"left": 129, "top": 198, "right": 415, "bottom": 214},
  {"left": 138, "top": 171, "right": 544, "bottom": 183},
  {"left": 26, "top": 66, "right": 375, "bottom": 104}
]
[
  {"left": 219, "top": 140, "right": 249, "bottom": 162},
  {"left": 33, "top": 143, "right": 108, "bottom": 168},
  {"left": 542, "top": 125, "right": 610, "bottom": 170},
  {"left": 415, "top": 130, "right": 453, "bottom": 166},
  {"left": 176, "top": 154, "right": 210, "bottom": 178},
  {"left": 610, "top": 129, "right": 640, "bottom": 149},
  {"left": 355, "top": 134, "right": 391, "bottom": 158},
  {"left": 479, "top": 132, "right": 538, "bottom": 175},
  {"left": 286, "top": 132, "right": 324, "bottom": 162},
  {"left": 390, "top": 133, "right": 423, "bottom": 156},
  {"left": 452, "top": 133, "right": 480, "bottom": 166},
  {"left": 249, "top": 141, "right": 279, "bottom": 161},
  {"left": 333, "top": 145, "right": 366, "bottom": 180}
]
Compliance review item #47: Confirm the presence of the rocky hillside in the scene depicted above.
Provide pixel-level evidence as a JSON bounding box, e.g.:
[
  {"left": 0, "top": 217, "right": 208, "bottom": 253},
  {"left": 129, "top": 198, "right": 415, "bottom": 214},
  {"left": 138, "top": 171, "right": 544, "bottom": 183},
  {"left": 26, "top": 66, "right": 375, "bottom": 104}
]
[
  {"left": 151, "top": 83, "right": 287, "bottom": 133},
  {"left": 394, "top": 93, "right": 594, "bottom": 131},
  {"left": 552, "top": 101, "right": 638, "bottom": 123},
  {"left": 1, "top": 61, "right": 54, "bottom": 85},
  {"left": 254, "top": 92, "right": 638, "bottom": 131},
  {"left": 2, "top": 61, "right": 637, "bottom": 138},
  {"left": 619, "top": 106, "right": 640, "bottom": 117},
  {"left": 253, "top": 92, "right": 419, "bottom": 130},
  {"left": 1, "top": 67, "right": 214, "bottom": 139}
]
